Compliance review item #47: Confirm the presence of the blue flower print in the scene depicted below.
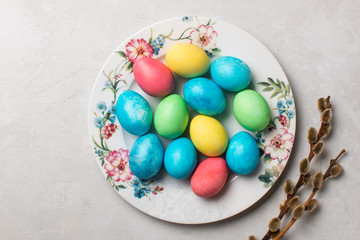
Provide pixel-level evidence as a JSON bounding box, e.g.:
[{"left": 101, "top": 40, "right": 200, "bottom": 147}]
[
  {"left": 278, "top": 109, "right": 285, "bottom": 115},
  {"left": 150, "top": 40, "right": 160, "bottom": 55},
  {"left": 94, "top": 117, "right": 105, "bottom": 128},
  {"left": 108, "top": 103, "right": 116, "bottom": 114},
  {"left": 104, "top": 80, "right": 111, "bottom": 87},
  {"left": 95, "top": 149, "right": 104, "bottom": 157},
  {"left": 286, "top": 99, "right": 294, "bottom": 107},
  {"left": 134, "top": 188, "right": 145, "bottom": 199},
  {"left": 182, "top": 16, "right": 193, "bottom": 23},
  {"left": 96, "top": 101, "right": 107, "bottom": 113},
  {"left": 131, "top": 179, "right": 140, "bottom": 188},
  {"left": 277, "top": 100, "right": 285, "bottom": 109},
  {"left": 157, "top": 36, "right": 165, "bottom": 46},
  {"left": 287, "top": 110, "right": 295, "bottom": 119}
]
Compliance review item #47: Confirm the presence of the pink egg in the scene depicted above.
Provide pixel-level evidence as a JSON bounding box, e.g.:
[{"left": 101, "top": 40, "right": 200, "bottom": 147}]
[
  {"left": 133, "top": 57, "right": 175, "bottom": 98},
  {"left": 191, "top": 157, "right": 228, "bottom": 198}
]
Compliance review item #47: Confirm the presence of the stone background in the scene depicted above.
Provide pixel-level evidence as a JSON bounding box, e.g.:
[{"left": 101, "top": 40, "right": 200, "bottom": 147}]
[{"left": 0, "top": 0, "right": 359, "bottom": 239}]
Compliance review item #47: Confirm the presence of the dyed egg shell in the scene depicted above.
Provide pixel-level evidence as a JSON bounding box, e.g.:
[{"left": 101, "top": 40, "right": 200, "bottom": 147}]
[
  {"left": 133, "top": 57, "right": 174, "bottom": 97},
  {"left": 115, "top": 90, "right": 152, "bottom": 136},
  {"left": 210, "top": 56, "right": 251, "bottom": 92},
  {"left": 183, "top": 77, "right": 226, "bottom": 116},
  {"left": 191, "top": 157, "right": 228, "bottom": 198},
  {"left": 233, "top": 89, "right": 270, "bottom": 132},
  {"left": 129, "top": 133, "right": 164, "bottom": 179},
  {"left": 226, "top": 131, "right": 259, "bottom": 175},
  {"left": 190, "top": 115, "right": 228, "bottom": 156},
  {"left": 165, "top": 43, "right": 210, "bottom": 78},
  {"left": 164, "top": 137, "right": 197, "bottom": 179},
  {"left": 154, "top": 94, "right": 189, "bottom": 139}
]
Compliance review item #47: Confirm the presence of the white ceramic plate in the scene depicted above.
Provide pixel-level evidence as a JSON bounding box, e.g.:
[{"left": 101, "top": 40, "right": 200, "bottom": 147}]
[{"left": 88, "top": 16, "right": 296, "bottom": 224}]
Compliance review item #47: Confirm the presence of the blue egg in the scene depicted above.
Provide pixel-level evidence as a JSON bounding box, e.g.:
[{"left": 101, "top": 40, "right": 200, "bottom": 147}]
[
  {"left": 164, "top": 137, "right": 197, "bottom": 179},
  {"left": 115, "top": 90, "right": 152, "bottom": 136},
  {"left": 210, "top": 56, "right": 251, "bottom": 92},
  {"left": 226, "top": 131, "right": 259, "bottom": 175},
  {"left": 129, "top": 133, "right": 164, "bottom": 179},
  {"left": 183, "top": 77, "right": 226, "bottom": 116}
]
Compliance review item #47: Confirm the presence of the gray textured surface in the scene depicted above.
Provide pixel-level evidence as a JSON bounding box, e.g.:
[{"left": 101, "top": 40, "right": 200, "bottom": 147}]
[{"left": 0, "top": 0, "right": 359, "bottom": 239}]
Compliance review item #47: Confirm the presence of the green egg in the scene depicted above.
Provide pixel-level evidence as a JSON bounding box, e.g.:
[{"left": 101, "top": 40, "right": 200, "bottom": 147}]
[
  {"left": 154, "top": 94, "right": 189, "bottom": 139},
  {"left": 233, "top": 89, "right": 270, "bottom": 132}
]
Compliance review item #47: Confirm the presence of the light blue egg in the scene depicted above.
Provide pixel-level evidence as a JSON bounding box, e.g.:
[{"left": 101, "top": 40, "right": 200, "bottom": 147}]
[
  {"left": 210, "top": 56, "right": 251, "bottom": 92},
  {"left": 129, "top": 133, "right": 164, "bottom": 179},
  {"left": 183, "top": 77, "right": 226, "bottom": 116},
  {"left": 164, "top": 137, "right": 197, "bottom": 179},
  {"left": 115, "top": 90, "right": 152, "bottom": 136},
  {"left": 226, "top": 131, "right": 259, "bottom": 175}
]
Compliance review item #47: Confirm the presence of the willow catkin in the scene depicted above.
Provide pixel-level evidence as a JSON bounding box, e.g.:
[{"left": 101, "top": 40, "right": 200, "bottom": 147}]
[
  {"left": 299, "top": 158, "right": 310, "bottom": 174},
  {"left": 284, "top": 179, "right": 294, "bottom": 195},
  {"left": 330, "top": 164, "right": 343, "bottom": 178},
  {"left": 248, "top": 235, "right": 257, "bottom": 240},
  {"left": 279, "top": 199, "right": 287, "bottom": 210},
  {"left": 312, "top": 171, "right": 324, "bottom": 189},
  {"left": 307, "top": 127, "right": 318, "bottom": 144},
  {"left": 307, "top": 199, "right": 318, "bottom": 212},
  {"left": 321, "top": 109, "right": 333, "bottom": 123},
  {"left": 292, "top": 204, "right": 305, "bottom": 219},
  {"left": 312, "top": 141, "right": 325, "bottom": 155},
  {"left": 317, "top": 98, "right": 326, "bottom": 112},
  {"left": 268, "top": 217, "right": 281, "bottom": 232},
  {"left": 288, "top": 196, "right": 301, "bottom": 208},
  {"left": 303, "top": 172, "right": 312, "bottom": 185}
]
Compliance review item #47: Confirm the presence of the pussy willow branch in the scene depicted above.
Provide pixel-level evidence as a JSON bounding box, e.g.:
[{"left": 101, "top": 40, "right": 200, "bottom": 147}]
[
  {"left": 262, "top": 96, "right": 331, "bottom": 240},
  {"left": 273, "top": 149, "right": 345, "bottom": 240}
]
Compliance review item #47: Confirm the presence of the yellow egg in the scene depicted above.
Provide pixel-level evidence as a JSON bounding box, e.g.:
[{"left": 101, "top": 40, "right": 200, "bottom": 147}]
[
  {"left": 165, "top": 43, "right": 210, "bottom": 78},
  {"left": 190, "top": 115, "right": 228, "bottom": 157}
]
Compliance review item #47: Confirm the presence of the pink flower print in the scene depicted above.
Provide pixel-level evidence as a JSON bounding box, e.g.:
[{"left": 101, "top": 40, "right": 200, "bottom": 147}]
[
  {"left": 125, "top": 38, "right": 153, "bottom": 63},
  {"left": 104, "top": 148, "right": 133, "bottom": 182},
  {"left": 190, "top": 24, "right": 218, "bottom": 51},
  {"left": 264, "top": 128, "right": 294, "bottom": 161}
]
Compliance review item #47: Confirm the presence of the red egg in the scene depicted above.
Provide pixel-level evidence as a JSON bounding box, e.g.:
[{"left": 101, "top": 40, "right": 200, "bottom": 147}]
[
  {"left": 133, "top": 57, "right": 175, "bottom": 98},
  {"left": 191, "top": 157, "right": 228, "bottom": 198}
]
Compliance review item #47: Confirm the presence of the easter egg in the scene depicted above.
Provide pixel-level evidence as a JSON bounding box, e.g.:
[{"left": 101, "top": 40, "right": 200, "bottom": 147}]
[
  {"left": 129, "top": 133, "right": 164, "bottom": 179},
  {"left": 183, "top": 77, "right": 226, "bottom": 116},
  {"left": 226, "top": 131, "right": 259, "bottom": 175},
  {"left": 210, "top": 56, "right": 251, "bottom": 92},
  {"left": 165, "top": 43, "right": 210, "bottom": 78},
  {"left": 191, "top": 157, "right": 228, "bottom": 198},
  {"left": 164, "top": 137, "right": 197, "bottom": 179},
  {"left": 133, "top": 57, "right": 175, "bottom": 97},
  {"left": 233, "top": 89, "right": 270, "bottom": 132},
  {"left": 115, "top": 90, "right": 152, "bottom": 136},
  {"left": 154, "top": 94, "right": 189, "bottom": 139},
  {"left": 190, "top": 115, "right": 228, "bottom": 156}
]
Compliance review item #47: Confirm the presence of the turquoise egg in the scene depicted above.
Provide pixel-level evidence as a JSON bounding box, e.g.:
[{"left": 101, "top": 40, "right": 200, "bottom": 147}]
[
  {"left": 164, "top": 137, "right": 197, "bottom": 179},
  {"left": 183, "top": 77, "right": 226, "bottom": 116},
  {"left": 115, "top": 90, "right": 152, "bottom": 136},
  {"left": 210, "top": 56, "right": 251, "bottom": 92},
  {"left": 226, "top": 131, "right": 259, "bottom": 175},
  {"left": 129, "top": 133, "right": 164, "bottom": 179}
]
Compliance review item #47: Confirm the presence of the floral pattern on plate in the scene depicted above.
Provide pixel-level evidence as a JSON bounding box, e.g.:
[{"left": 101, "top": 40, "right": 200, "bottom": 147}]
[
  {"left": 91, "top": 17, "right": 221, "bottom": 199},
  {"left": 257, "top": 78, "right": 295, "bottom": 188}
]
